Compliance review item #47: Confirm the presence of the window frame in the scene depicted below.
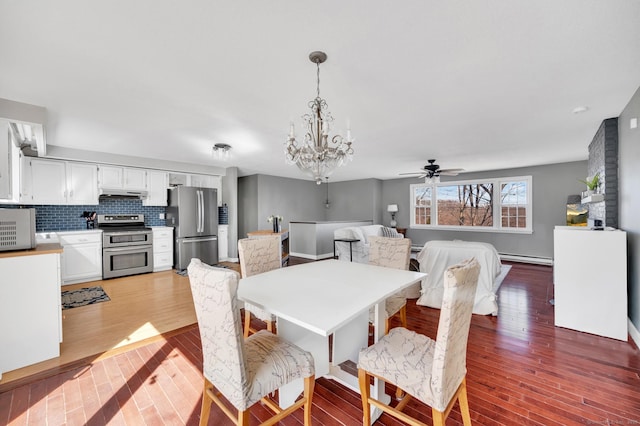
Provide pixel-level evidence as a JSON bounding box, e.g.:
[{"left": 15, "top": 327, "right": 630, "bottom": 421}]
[{"left": 410, "top": 175, "right": 533, "bottom": 234}]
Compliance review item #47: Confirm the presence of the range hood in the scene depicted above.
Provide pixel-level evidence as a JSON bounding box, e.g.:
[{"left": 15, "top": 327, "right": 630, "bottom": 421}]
[{"left": 98, "top": 188, "right": 149, "bottom": 198}]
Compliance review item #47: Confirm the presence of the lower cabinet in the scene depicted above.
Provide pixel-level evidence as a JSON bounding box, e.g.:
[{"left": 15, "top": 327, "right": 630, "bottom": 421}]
[
  {"left": 218, "top": 225, "right": 229, "bottom": 261},
  {"left": 0, "top": 250, "right": 62, "bottom": 379},
  {"left": 58, "top": 230, "right": 103, "bottom": 285},
  {"left": 152, "top": 227, "right": 174, "bottom": 271}
]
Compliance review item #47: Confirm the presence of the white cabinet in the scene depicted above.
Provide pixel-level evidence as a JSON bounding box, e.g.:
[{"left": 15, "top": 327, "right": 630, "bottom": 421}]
[
  {"left": 0, "top": 119, "right": 21, "bottom": 202},
  {"left": 21, "top": 158, "right": 98, "bottom": 205},
  {"left": 553, "top": 226, "right": 627, "bottom": 340},
  {"left": 143, "top": 170, "right": 168, "bottom": 206},
  {"left": 58, "top": 230, "right": 103, "bottom": 285},
  {"left": 98, "top": 165, "right": 147, "bottom": 190},
  {"left": 218, "top": 225, "right": 229, "bottom": 261},
  {"left": 66, "top": 162, "right": 99, "bottom": 204},
  {"left": 0, "top": 250, "right": 62, "bottom": 379},
  {"left": 152, "top": 227, "right": 173, "bottom": 271}
]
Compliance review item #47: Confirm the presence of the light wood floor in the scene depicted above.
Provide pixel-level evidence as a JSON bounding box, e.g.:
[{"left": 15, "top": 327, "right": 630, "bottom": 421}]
[{"left": 0, "top": 263, "right": 239, "bottom": 391}]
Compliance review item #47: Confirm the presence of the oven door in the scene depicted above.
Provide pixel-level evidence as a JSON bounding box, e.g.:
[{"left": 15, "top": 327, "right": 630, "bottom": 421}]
[
  {"left": 103, "top": 245, "right": 154, "bottom": 279},
  {"left": 103, "top": 230, "right": 152, "bottom": 248}
]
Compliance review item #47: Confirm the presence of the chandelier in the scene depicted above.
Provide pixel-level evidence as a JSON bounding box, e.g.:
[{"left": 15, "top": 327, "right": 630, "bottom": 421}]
[{"left": 285, "top": 51, "right": 354, "bottom": 184}]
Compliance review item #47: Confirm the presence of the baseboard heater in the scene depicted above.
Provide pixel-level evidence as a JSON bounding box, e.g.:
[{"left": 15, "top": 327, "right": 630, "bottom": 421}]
[{"left": 499, "top": 253, "right": 553, "bottom": 266}]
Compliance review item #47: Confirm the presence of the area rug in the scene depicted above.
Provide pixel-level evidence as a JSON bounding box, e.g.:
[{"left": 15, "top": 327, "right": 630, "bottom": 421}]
[{"left": 61, "top": 286, "right": 110, "bottom": 310}]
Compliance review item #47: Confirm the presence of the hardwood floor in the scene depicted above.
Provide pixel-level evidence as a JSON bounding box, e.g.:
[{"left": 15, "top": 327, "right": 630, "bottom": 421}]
[{"left": 1, "top": 260, "right": 640, "bottom": 425}]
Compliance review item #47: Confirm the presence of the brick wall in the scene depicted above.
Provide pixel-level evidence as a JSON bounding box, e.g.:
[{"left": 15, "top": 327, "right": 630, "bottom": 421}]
[{"left": 587, "top": 118, "right": 618, "bottom": 228}]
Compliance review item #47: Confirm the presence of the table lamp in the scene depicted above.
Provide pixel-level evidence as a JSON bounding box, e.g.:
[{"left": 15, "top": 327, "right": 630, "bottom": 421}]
[{"left": 387, "top": 204, "right": 398, "bottom": 227}]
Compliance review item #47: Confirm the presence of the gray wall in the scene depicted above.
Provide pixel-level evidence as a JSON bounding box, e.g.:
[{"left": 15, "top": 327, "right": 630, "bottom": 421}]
[
  {"left": 237, "top": 175, "right": 326, "bottom": 239},
  {"left": 619, "top": 86, "right": 640, "bottom": 332},
  {"left": 382, "top": 161, "right": 588, "bottom": 259},
  {"left": 325, "top": 178, "right": 383, "bottom": 223},
  {"left": 240, "top": 161, "right": 588, "bottom": 260}
]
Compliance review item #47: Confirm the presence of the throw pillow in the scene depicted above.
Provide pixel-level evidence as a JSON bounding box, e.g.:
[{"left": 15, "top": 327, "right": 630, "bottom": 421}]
[{"left": 381, "top": 226, "right": 402, "bottom": 238}]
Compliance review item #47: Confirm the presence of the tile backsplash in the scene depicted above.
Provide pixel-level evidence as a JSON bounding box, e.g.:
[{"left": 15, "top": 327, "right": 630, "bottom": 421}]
[{"left": 3, "top": 198, "right": 166, "bottom": 231}]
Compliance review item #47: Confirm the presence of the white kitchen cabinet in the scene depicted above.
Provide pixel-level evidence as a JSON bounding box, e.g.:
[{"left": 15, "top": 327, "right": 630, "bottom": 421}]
[
  {"left": 20, "top": 158, "right": 99, "bottom": 205},
  {"left": 22, "top": 157, "right": 67, "bottom": 204},
  {"left": 58, "top": 230, "right": 103, "bottom": 285},
  {"left": 218, "top": 224, "right": 229, "bottom": 261},
  {"left": 553, "top": 226, "right": 627, "bottom": 340},
  {"left": 143, "top": 170, "right": 168, "bottom": 206},
  {"left": 152, "top": 227, "right": 173, "bottom": 271},
  {"left": 66, "top": 162, "right": 99, "bottom": 204},
  {"left": 0, "top": 249, "right": 62, "bottom": 379},
  {"left": 0, "top": 119, "right": 21, "bottom": 202},
  {"left": 98, "top": 165, "right": 147, "bottom": 190}
]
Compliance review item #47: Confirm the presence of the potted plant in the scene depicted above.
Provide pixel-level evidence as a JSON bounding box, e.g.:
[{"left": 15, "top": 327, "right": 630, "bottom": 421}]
[{"left": 579, "top": 173, "right": 600, "bottom": 197}]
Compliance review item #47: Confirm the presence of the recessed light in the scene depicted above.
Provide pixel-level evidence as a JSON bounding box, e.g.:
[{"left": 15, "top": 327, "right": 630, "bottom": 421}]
[{"left": 572, "top": 106, "right": 589, "bottom": 114}]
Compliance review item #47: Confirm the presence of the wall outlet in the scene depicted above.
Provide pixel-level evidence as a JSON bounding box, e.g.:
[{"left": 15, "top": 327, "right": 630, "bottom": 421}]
[
  {"left": 159, "top": 213, "right": 165, "bottom": 219},
  {"left": 631, "top": 117, "right": 638, "bottom": 129}
]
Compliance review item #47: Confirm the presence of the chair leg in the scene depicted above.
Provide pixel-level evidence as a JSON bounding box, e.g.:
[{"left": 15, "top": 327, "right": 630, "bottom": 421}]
[
  {"left": 266, "top": 319, "right": 275, "bottom": 334},
  {"left": 458, "top": 377, "right": 472, "bottom": 426},
  {"left": 399, "top": 305, "right": 407, "bottom": 329},
  {"left": 358, "top": 369, "right": 371, "bottom": 426},
  {"left": 432, "top": 408, "right": 446, "bottom": 426},
  {"left": 243, "top": 311, "right": 251, "bottom": 338},
  {"left": 303, "top": 375, "right": 315, "bottom": 426},
  {"left": 200, "top": 380, "right": 213, "bottom": 426},
  {"left": 385, "top": 318, "right": 390, "bottom": 335},
  {"left": 237, "top": 409, "right": 250, "bottom": 426}
]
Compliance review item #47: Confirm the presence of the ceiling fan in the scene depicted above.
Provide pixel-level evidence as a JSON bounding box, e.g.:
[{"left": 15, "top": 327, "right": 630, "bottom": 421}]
[{"left": 399, "top": 159, "right": 464, "bottom": 179}]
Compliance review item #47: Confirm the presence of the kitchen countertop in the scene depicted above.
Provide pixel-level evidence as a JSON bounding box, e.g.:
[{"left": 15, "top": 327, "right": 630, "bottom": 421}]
[{"left": 0, "top": 243, "right": 63, "bottom": 259}]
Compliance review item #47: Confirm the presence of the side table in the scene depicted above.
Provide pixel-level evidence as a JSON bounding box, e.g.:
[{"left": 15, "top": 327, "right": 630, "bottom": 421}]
[{"left": 333, "top": 238, "right": 360, "bottom": 261}]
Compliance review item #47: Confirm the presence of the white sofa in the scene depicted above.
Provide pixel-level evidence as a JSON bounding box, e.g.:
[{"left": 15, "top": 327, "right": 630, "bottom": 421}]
[
  {"left": 334, "top": 224, "right": 421, "bottom": 298},
  {"left": 334, "top": 224, "right": 396, "bottom": 263}
]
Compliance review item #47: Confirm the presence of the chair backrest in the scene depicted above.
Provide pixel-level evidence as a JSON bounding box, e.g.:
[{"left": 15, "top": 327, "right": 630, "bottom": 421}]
[
  {"left": 238, "top": 236, "right": 281, "bottom": 278},
  {"left": 429, "top": 257, "right": 480, "bottom": 411},
  {"left": 187, "top": 258, "right": 249, "bottom": 409},
  {"left": 368, "top": 236, "right": 411, "bottom": 270}
]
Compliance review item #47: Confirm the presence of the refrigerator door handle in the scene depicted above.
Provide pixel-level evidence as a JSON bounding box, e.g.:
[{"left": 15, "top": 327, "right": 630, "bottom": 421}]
[
  {"left": 180, "top": 236, "right": 218, "bottom": 243},
  {"left": 198, "top": 190, "right": 205, "bottom": 232},
  {"left": 196, "top": 190, "right": 202, "bottom": 233}
]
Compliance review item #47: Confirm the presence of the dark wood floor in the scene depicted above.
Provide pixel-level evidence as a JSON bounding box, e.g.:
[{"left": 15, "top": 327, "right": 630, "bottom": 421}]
[{"left": 1, "top": 260, "right": 640, "bottom": 425}]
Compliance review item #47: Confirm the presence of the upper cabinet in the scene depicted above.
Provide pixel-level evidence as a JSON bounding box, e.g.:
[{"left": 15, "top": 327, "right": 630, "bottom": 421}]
[
  {"left": 21, "top": 157, "right": 98, "bottom": 205},
  {"left": 0, "top": 119, "right": 21, "bottom": 202},
  {"left": 143, "top": 170, "right": 168, "bottom": 206},
  {"left": 98, "top": 165, "right": 147, "bottom": 190}
]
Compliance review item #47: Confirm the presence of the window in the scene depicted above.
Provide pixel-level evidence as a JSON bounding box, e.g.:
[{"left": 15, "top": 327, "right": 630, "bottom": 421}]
[{"left": 410, "top": 176, "right": 532, "bottom": 233}]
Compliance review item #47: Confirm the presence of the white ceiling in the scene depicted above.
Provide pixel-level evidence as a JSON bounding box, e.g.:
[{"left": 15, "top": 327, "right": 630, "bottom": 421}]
[{"left": 1, "top": 1, "right": 639, "bottom": 182}]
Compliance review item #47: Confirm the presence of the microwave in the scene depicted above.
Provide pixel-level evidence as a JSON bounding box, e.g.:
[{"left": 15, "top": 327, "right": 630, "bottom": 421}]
[{"left": 0, "top": 208, "right": 37, "bottom": 251}]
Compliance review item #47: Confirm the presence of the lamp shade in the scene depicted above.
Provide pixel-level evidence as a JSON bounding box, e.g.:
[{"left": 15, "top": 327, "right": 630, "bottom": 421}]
[{"left": 387, "top": 204, "right": 399, "bottom": 213}]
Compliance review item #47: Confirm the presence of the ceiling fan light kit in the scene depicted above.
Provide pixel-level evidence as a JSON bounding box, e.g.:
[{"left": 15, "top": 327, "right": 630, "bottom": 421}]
[{"left": 285, "top": 51, "right": 355, "bottom": 185}]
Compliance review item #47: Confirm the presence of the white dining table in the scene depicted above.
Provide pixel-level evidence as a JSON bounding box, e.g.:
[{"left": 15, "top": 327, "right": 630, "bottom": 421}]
[{"left": 238, "top": 259, "right": 426, "bottom": 421}]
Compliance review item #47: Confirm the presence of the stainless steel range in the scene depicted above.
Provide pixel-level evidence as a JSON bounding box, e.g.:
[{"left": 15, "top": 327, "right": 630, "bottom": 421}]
[{"left": 98, "top": 214, "right": 153, "bottom": 279}]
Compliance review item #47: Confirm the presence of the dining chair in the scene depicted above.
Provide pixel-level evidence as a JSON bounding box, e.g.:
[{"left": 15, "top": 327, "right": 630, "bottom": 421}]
[
  {"left": 187, "top": 258, "right": 315, "bottom": 426},
  {"left": 238, "top": 236, "right": 281, "bottom": 337},
  {"left": 358, "top": 257, "right": 481, "bottom": 426},
  {"left": 368, "top": 235, "right": 413, "bottom": 334}
]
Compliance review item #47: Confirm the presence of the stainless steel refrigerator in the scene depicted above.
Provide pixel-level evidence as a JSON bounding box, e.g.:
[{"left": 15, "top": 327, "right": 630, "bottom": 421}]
[{"left": 166, "top": 186, "right": 218, "bottom": 270}]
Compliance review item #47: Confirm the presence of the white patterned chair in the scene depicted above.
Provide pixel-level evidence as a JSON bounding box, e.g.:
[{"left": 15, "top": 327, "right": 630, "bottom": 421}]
[
  {"left": 367, "top": 236, "right": 414, "bottom": 334},
  {"left": 238, "top": 236, "right": 281, "bottom": 337},
  {"left": 358, "top": 257, "right": 480, "bottom": 426},
  {"left": 187, "top": 258, "right": 315, "bottom": 426}
]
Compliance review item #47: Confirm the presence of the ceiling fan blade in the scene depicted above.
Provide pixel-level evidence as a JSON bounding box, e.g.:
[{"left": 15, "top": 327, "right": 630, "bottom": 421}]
[
  {"left": 398, "top": 172, "right": 424, "bottom": 175},
  {"left": 438, "top": 168, "right": 464, "bottom": 176}
]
